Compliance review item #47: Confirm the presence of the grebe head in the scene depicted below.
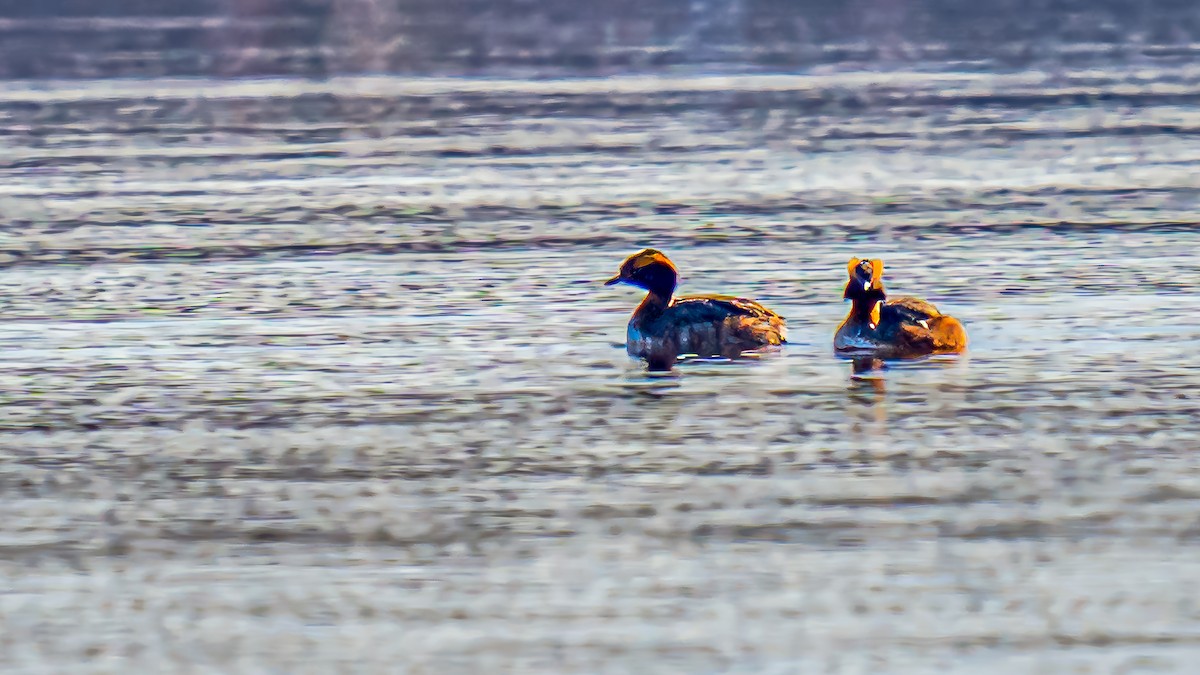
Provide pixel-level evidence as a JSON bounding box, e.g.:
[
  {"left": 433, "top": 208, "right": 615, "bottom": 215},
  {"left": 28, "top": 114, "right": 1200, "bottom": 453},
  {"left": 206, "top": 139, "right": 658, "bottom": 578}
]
[{"left": 604, "top": 249, "right": 679, "bottom": 297}]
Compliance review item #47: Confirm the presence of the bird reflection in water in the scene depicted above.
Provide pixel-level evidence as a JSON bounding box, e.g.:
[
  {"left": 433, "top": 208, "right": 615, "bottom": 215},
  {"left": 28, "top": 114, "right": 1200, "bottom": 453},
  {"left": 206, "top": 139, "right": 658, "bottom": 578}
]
[
  {"left": 850, "top": 357, "right": 886, "bottom": 384},
  {"left": 848, "top": 357, "right": 888, "bottom": 432}
]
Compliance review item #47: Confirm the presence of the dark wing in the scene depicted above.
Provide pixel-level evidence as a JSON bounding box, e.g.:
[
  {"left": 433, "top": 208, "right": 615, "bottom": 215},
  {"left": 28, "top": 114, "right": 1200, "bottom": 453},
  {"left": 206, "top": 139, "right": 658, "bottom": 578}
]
[
  {"left": 664, "top": 295, "right": 788, "bottom": 354},
  {"left": 675, "top": 294, "right": 787, "bottom": 323},
  {"left": 883, "top": 297, "right": 966, "bottom": 355},
  {"left": 883, "top": 296, "right": 941, "bottom": 324}
]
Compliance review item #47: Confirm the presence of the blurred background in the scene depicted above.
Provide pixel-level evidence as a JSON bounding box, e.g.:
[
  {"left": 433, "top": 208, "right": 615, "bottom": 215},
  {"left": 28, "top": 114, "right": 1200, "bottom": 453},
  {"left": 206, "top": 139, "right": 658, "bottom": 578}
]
[
  {"left": 2, "top": 1, "right": 1200, "bottom": 673},
  {"left": 4, "top": 0, "right": 1200, "bottom": 78}
]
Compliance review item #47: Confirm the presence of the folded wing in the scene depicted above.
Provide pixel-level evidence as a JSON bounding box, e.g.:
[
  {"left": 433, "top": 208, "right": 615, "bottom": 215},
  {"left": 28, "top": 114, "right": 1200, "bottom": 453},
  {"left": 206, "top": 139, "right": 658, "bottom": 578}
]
[
  {"left": 884, "top": 297, "right": 966, "bottom": 354},
  {"left": 665, "top": 294, "right": 788, "bottom": 356}
]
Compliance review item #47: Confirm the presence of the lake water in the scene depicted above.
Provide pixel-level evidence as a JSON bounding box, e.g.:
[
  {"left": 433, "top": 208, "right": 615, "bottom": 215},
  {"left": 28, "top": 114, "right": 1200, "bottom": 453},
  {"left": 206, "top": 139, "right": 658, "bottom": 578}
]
[{"left": 2, "top": 62, "right": 1200, "bottom": 673}]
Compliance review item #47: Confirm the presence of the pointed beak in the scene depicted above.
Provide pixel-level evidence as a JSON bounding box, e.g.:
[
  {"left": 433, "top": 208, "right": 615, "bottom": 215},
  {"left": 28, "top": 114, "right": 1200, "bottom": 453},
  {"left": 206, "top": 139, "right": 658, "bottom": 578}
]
[{"left": 603, "top": 274, "right": 622, "bottom": 286}]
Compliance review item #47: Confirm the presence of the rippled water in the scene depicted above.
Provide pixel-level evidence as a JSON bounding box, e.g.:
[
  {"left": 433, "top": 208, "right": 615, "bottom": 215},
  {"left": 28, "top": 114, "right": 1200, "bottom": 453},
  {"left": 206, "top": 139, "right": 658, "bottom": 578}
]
[{"left": 2, "top": 64, "right": 1200, "bottom": 673}]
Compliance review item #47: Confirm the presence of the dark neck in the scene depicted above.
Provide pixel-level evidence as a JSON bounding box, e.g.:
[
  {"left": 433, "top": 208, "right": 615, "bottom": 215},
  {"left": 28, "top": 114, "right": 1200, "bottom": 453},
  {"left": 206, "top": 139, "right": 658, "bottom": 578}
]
[
  {"left": 845, "top": 283, "right": 886, "bottom": 320},
  {"left": 850, "top": 296, "right": 883, "bottom": 319},
  {"left": 634, "top": 289, "right": 672, "bottom": 320}
]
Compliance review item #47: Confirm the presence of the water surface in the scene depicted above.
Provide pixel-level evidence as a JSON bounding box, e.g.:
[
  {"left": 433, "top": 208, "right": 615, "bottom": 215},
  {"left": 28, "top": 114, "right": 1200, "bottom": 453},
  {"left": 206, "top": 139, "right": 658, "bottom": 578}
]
[{"left": 1, "top": 64, "right": 1200, "bottom": 673}]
